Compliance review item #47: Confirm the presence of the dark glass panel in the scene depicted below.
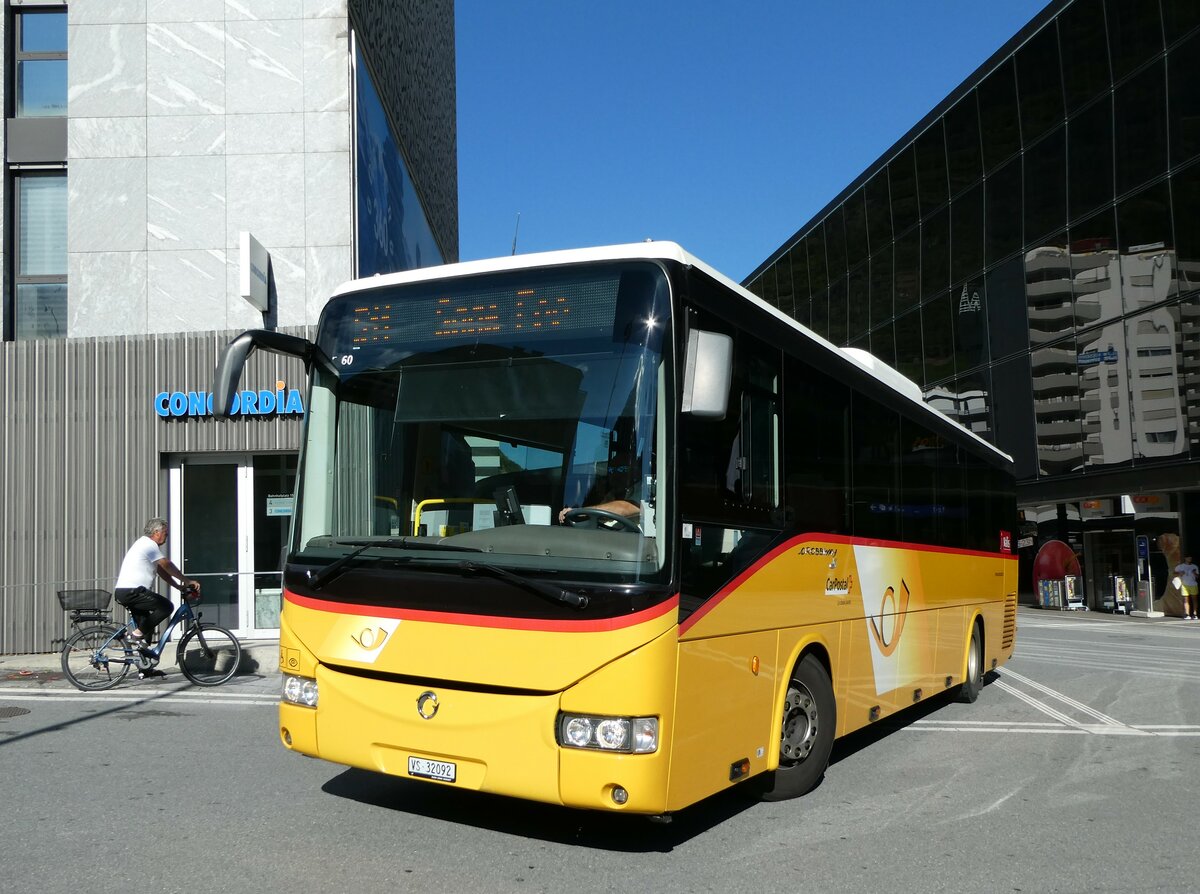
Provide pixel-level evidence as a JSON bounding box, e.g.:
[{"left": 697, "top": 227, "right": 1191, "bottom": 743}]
[
  {"left": 1105, "top": 0, "right": 1164, "bottom": 82},
  {"left": 808, "top": 224, "right": 828, "bottom": 295},
  {"left": 1025, "top": 234, "right": 1072, "bottom": 347},
  {"left": 774, "top": 253, "right": 795, "bottom": 318},
  {"left": 1174, "top": 163, "right": 1200, "bottom": 296},
  {"left": 1077, "top": 321, "right": 1131, "bottom": 469},
  {"left": 1016, "top": 23, "right": 1066, "bottom": 145},
  {"left": 848, "top": 266, "right": 869, "bottom": 340},
  {"left": 894, "top": 309, "right": 924, "bottom": 385},
  {"left": 1115, "top": 59, "right": 1167, "bottom": 196},
  {"left": 1070, "top": 206, "right": 1121, "bottom": 329},
  {"left": 1168, "top": 31, "right": 1200, "bottom": 166},
  {"left": 1125, "top": 306, "right": 1188, "bottom": 464},
  {"left": 992, "top": 353, "right": 1038, "bottom": 479},
  {"left": 916, "top": 120, "right": 949, "bottom": 214},
  {"left": 953, "top": 276, "right": 989, "bottom": 373},
  {"left": 844, "top": 189, "right": 869, "bottom": 267},
  {"left": 810, "top": 288, "right": 829, "bottom": 339},
  {"left": 985, "top": 255, "right": 1029, "bottom": 359},
  {"left": 950, "top": 182, "right": 985, "bottom": 284},
  {"left": 889, "top": 148, "right": 920, "bottom": 237},
  {"left": 870, "top": 244, "right": 894, "bottom": 326},
  {"left": 1118, "top": 182, "right": 1176, "bottom": 312},
  {"left": 946, "top": 94, "right": 983, "bottom": 196},
  {"left": 828, "top": 278, "right": 848, "bottom": 346},
  {"left": 825, "top": 206, "right": 847, "bottom": 286},
  {"left": 745, "top": 275, "right": 764, "bottom": 300},
  {"left": 1030, "top": 338, "right": 1084, "bottom": 475},
  {"left": 979, "top": 59, "right": 1021, "bottom": 172},
  {"left": 922, "top": 206, "right": 950, "bottom": 299},
  {"left": 865, "top": 170, "right": 893, "bottom": 249},
  {"left": 1060, "top": 0, "right": 1112, "bottom": 113},
  {"left": 1178, "top": 293, "right": 1200, "bottom": 457},
  {"left": 894, "top": 226, "right": 921, "bottom": 313},
  {"left": 789, "top": 239, "right": 811, "bottom": 306},
  {"left": 794, "top": 295, "right": 812, "bottom": 329},
  {"left": 955, "top": 367, "right": 994, "bottom": 442},
  {"left": 872, "top": 320, "right": 897, "bottom": 368},
  {"left": 986, "top": 158, "right": 1023, "bottom": 265},
  {"left": 1162, "top": 0, "right": 1200, "bottom": 40},
  {"left": 1024, "top": 126, "right": 1067, "bottom": 244},
  {"left": 759, "top": 264, "right": 779, "bottom": 311},
  {"left": 1067, "top": 96, "right": 1114, "bottom": 220},
  {"left": 922, "top": 290, "right": 956, "bottom": 384}
]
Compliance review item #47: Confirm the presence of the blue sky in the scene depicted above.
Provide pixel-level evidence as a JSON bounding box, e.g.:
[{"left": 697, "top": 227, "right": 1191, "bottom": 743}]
[{"left": 455, "top": 2, "right": 1049, "bottom": 282}]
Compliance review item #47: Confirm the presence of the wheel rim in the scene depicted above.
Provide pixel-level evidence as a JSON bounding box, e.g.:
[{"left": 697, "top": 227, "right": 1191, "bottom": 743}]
[
  {"left": 968, "top": 632, "right": 981, "bottom": 685},
  {"left": 780, "top": 681, "right": 820, "bottom": 763}
]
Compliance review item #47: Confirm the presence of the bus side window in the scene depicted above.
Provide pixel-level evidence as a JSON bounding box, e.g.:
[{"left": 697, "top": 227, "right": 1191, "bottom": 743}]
[
  {"left": 850, "top": 392, "right": 901, "bottom": 541},
  {"left": 783, "top": 355, "right": 850, "bottom": 534}
]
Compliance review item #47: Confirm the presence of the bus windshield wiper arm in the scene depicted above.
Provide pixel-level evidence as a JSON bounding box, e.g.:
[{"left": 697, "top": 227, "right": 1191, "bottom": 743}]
[
  {"left": 458, "top": 560, "right": 589, "bottom": 609},
  {"left": 308, "top": 538, "right": 481, "bottom": 589}
]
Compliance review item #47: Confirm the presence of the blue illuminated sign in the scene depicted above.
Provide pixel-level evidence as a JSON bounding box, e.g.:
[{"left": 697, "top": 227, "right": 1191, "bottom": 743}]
[{"left": 154, "top": 386, "right": 304, "bottom": 418}]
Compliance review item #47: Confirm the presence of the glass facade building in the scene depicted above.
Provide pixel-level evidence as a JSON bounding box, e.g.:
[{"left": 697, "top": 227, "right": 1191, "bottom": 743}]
[{"left": 746, "top": 0, "right": 1200, "bottom": 611}]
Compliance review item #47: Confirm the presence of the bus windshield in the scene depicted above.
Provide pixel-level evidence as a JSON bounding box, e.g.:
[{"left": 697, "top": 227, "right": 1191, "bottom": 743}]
[{"left": 291, "top": 261, "right": 673, "bottom": 604}]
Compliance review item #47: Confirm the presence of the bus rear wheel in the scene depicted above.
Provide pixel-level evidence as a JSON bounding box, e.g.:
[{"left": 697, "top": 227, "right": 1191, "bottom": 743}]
[
  {"left": 760, "top": 653, "right": 836, "bottom": 801},
  {"left": 957, "top": 621, "right": 984, "bottom": 704}
]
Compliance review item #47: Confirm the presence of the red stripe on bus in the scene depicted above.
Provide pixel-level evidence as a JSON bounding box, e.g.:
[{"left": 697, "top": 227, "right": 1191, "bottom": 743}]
[
  {"left": 677, "top": 532, "right": 1014, "bottom": 637},
  {"left": 284, "top": 588, "right": 680, "bottom": 633}
]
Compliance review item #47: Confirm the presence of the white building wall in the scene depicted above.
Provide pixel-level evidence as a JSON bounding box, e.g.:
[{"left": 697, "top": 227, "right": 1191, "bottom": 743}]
[{"left": 65, "top": 1, "right": 354, "bottom": 337}]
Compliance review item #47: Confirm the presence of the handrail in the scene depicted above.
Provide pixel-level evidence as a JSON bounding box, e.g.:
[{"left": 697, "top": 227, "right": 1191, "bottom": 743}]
[{"left": 412, "top": 498, "right": 492, "bottom": 537}]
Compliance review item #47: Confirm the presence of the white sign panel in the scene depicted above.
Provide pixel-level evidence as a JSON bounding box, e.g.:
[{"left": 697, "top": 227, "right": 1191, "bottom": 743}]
[{"left": 239, "top": 231, "right": 270, "bottom": 312}]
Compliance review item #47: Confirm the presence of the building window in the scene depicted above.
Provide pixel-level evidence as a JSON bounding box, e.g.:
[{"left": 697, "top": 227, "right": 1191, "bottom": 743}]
[
  {"left": 13, "top": 8, "right": 67, "bottom": 118},
  {"left": 13, "top": 172, "right": 67, "bottom": 339}
]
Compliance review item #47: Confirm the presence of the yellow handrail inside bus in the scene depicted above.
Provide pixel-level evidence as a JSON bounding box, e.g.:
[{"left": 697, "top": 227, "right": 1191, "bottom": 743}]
[{"left": 413, "top": 498, "right": 492, "bottom": 536}]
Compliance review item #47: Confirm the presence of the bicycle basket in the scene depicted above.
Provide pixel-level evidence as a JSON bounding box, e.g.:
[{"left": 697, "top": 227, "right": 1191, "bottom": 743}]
[{"left": 57, "top": 589, "right": 112, "bottom": 611}]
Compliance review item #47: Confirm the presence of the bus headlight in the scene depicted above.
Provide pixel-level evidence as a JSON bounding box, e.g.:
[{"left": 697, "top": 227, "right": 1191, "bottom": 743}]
[
  {"left": 557, "top": 713, "right": 658, "bottom": 753},
  {"left": 283, "top": 674, "right": 318, "bottom": 708}
]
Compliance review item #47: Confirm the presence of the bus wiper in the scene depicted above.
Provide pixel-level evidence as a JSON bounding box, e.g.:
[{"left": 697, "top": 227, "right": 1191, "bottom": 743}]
[
  {"left": 458, "top": 560, "right": 589, "bottom": 610},
  {"left": 308, "top": 538, "right": 481, "bottom": 589}
]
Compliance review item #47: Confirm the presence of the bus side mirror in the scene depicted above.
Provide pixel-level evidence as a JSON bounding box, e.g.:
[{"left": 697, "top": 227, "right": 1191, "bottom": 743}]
[
  {"left": 681, "top": 329, "right": 732, "bottom": 418},
  {"left": 213, "top": 329, "right": 318, "bottom": 417}
]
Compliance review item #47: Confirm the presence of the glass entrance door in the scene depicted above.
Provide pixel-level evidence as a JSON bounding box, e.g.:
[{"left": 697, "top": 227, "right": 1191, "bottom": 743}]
[{"left": 169, "top": 453, "right": 297, "bottom": 637}]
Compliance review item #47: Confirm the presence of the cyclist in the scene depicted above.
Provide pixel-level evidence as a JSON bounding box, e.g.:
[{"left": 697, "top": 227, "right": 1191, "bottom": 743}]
[{"left": 114, "top": 518, "right": 200, "bottom": 674}]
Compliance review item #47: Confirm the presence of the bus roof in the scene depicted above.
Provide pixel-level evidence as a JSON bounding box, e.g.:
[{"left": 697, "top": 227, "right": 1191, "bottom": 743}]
[{"left": 330, "top": 241, "right": 1012, "bottom": 465}]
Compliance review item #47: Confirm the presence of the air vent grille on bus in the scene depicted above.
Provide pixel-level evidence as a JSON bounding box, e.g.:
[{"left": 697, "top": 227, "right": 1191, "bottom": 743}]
[{"left": 1002, "top": 593, "right": 1017, "bottom": 650}]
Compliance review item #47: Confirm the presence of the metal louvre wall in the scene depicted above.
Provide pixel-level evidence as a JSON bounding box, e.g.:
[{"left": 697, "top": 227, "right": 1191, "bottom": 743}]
[{"left": 0, "top": 328, "right": 307, "bottom": 655}]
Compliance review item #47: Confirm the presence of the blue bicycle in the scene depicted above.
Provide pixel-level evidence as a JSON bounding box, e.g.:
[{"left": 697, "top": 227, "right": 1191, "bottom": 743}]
[{"left": 58, "top": 586, "right": 242, "bottom": 690}]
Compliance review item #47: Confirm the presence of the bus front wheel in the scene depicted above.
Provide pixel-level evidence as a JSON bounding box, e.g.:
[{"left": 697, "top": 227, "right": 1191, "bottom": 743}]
[{"left": 760, "top": 653, "right": 836, "bottom": 801}]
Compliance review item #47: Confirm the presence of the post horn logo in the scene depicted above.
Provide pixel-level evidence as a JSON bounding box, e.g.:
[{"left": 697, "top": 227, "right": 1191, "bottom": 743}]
[
  {"left": 350, "top": 627, "right": 389, "bottom": 651},
  {"left": 416, "top": 691, "right": 440, "bottom": 720},
  {"left": 868, "top": 579, "right": 910, "bottom": 657}
]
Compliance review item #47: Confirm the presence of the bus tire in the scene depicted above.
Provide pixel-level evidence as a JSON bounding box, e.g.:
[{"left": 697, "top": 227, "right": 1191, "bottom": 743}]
[
  {"left": 957, "top": 621, "right": 984, "bottom": 704},
  {"left": 760, "top": 653, "right": 836, "bottom": 801}
]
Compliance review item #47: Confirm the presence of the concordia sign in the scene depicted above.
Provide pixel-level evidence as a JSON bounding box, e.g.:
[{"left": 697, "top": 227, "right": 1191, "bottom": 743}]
[{"left": 155, "top": 381, "right": 304, "bottom": 418}]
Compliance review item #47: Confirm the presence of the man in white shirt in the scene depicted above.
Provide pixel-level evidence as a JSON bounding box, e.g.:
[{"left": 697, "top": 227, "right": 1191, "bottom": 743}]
[{"left": 114, "top": 518, "right": 200, "bottom": 665}]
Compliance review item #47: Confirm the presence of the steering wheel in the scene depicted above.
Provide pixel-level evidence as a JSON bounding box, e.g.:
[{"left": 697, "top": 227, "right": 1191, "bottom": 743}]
[{"left": 562, "top": 507, "right": 641, "bottom": 533}]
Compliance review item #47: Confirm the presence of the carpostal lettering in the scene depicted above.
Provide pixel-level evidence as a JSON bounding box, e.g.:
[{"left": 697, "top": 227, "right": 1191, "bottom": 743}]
[
  {"left": 154, "top": 388, "right": 305, "bottom": 418},
  {"left": 824, "top": 575, "right": 853, "bottom": 596}
]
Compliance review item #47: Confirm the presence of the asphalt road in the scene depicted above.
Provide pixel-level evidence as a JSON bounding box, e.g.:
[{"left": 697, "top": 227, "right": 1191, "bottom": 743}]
[{"left": 1, "top": 609, "right": 1198, "bottom": 894}]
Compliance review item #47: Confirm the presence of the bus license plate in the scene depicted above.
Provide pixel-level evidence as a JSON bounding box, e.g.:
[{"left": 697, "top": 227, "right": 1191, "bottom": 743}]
[{"left": 408, "top": 756, "right": 456, "bottom": 783}]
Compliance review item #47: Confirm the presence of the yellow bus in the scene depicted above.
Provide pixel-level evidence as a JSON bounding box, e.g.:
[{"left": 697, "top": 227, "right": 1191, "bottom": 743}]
[{"left": 216, "top": 242, "right": 1017, "bottom": 815}]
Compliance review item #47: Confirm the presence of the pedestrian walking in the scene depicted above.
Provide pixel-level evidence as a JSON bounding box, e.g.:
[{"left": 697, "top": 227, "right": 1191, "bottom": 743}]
[{"left": 1173, "top": 553, "right": 1199, "bottom": 619}]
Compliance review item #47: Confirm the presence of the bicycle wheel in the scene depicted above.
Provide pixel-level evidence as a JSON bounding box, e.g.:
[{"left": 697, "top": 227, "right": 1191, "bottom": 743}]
[
  {"left": 61, "top": 625, "right": 133, "bottom": 691},
  {"left": 176, "top": 624, "right": 242, "bottom": 686}
]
